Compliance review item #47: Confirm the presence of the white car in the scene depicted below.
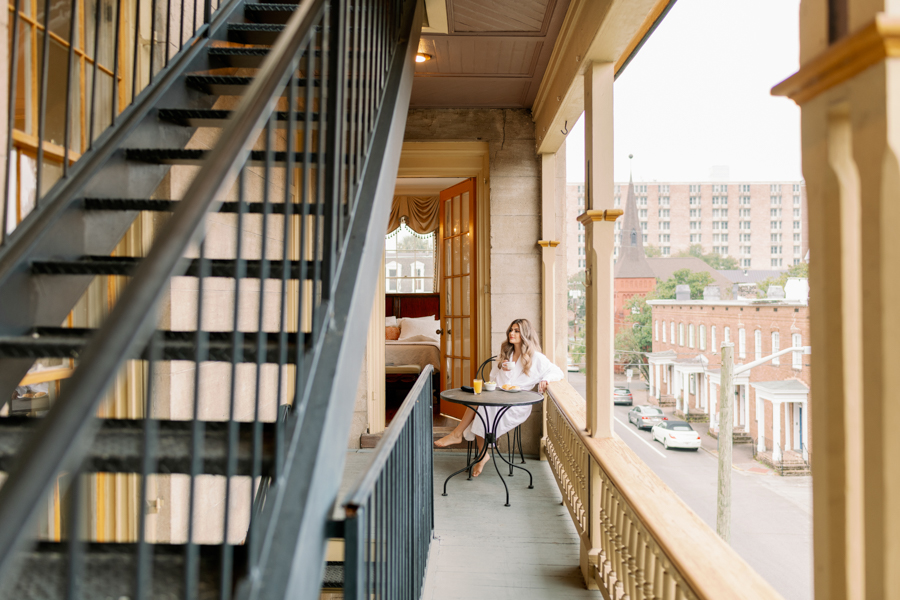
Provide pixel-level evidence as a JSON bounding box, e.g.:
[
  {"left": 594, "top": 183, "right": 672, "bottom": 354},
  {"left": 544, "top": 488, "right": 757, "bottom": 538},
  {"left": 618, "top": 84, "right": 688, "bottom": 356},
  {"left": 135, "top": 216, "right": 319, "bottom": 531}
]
[{"left": 650, "top": 420, "right": 702, "bottom": 450}]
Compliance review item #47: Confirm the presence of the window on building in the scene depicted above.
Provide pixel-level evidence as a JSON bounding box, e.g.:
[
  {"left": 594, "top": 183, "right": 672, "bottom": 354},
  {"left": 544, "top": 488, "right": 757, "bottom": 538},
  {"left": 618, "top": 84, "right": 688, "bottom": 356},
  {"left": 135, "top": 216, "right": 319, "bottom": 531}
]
[
  {"left": 690, "top": 184, "right": 701, "bottom": 193},
  {"left": 771, "top": 221, "right": 782, "bottom": 229},
  {"left": 724, "top": 326, "right": 731, "bottom": 343},
  {"left": 671, "top": 321, "right": 675, "bottom": 344},
  {"left": 740, "top": 221, "right": 751, "bottom": 230},
  {"left": 659, "top": 184, "right": 670, "bottom": 193},
  {"left": 711, "top": 326, "right": 717, "bottom": 352},
  {"left": 679, "top": 323, "right": 685, "bottom": 346},
  {"left": 655, "top": 320, "right": 659, "bottom": 341},
  {"left": 739, "top": 328, "right": 746, "bottom": 358},
  {"left": 690, "top": 196, "right": 701, "bottom": 206},
  {"left": 770, "top": 233, "right": 782, "bottom": 242},
  {"left": 690, "top": 221, "right": 701, "bottom": 230},
  {"left": 794, "top": 233, "right": 801, "bottom": 242},
  {"left": 689, "top": 373, "right": 696, "bottom": 395},
  {"left": 742, "top": 246, "right": 751, "bottom": 255},
  {"left": 659, "top": 234, "right": 670, "bottom": 243},
  {"left": 755, "top": 330, "right": 762, "bottom": 360},
  {"left": 794, "top": 258, "right": 801, "bottom": 265},
  {"left": 659, "top": 209, "right": 670, "bottom": 218},
  {"left": 385, "top": 225, "right": 435, "bottom": 293},
  {"left": 792, "top": 333, "right": 803, "bottom": 370},
  {"left": 771, "top": 246, "right": 782, "bottom": 254},
  {"left": 772, "top": 331, "right": 781, "bottom": 364},
  {"left": 741, "top": 258, "right": 751, "bottom": 267},
  {"left": 740, "top": 208, "right": 751, "bottom": 217},
  {"left": 740, "top": 233, "right": 751, "bottom": 242},
  {"left": 771, "top": 184, "right": 781, "bottom": 192},
  {"left": 792, "top": 183, "right": 800, "bottom": 192},
  {"left": 578, "top": 195, "right": 585, "bottom": 207},
  {"left": 771, "top": 258, "right": 783, "bottom": 267},
  {"left": 740, "top": 184, "right": 751, "bottom": 193},
  {"left": 770, "top": 208, "right": 782, "bottom": 217},
  {"left": 794, "top": 221, "right": 801, "bottom": 230},
  {"left": 661, "top": 247, "right": 671, "bottom": 256},
  {"left": 659, "top": 196, "right": 670, "bottom": 206},
  {"left": 740, "top": 196, "right": 751, "bottom": 205},
  {"left": 659, "top": 222, "right": 668, "bottom": 230},
  {"left": 794, "top": 195, "right": 801, "bottom": 205},
  {"left": 794, "top": 245, "right": 801, "bottom": 255},
  {"left": 690, "top": 234, "right": 702, "bottom": 243},
  {"left": 699, "top": 324, "right": 706, "bottom": 350},
  {"left": 771, "top": 196, "right": 782, "bottom": 205},
  {"left": 689, "top": 324, "right": 695, "bottom": 348},
  {"left": 662, "top": 320, "right": 667, "bottom": 343},
  {"left": 643, "top": 234, "right": 648, "bottom": 243},
  {"left": 639, "top": 209, "right": 648, "bottom": 218}
]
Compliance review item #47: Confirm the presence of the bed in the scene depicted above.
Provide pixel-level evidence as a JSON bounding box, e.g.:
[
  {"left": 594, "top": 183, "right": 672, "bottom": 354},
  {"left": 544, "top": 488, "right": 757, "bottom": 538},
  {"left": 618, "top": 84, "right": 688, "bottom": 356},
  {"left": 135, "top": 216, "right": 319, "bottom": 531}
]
[{"left": 385, "top": 293, "right": 441, "bottom": 375}]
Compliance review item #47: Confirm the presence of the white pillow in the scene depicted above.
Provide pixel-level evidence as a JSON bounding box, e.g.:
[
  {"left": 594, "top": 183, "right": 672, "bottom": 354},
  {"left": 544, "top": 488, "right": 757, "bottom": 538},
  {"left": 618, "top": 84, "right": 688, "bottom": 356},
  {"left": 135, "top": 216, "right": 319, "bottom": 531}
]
[
  {"left": 385, "top": 316, "right": 398, "bottom": 327},
  {"left": 398, "top": 317, "right": 440, "bottom": 342}
]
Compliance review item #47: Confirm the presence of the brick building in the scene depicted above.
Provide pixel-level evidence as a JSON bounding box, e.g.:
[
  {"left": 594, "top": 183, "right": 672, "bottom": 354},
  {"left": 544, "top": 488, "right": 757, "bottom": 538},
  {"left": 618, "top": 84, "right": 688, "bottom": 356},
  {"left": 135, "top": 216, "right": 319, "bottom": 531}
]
[
  {"left": 566, "top": 180, "right": 808, "bottom": 273},
  {"left": 647, "top": 280, "right": 811, "bottom": 472}
]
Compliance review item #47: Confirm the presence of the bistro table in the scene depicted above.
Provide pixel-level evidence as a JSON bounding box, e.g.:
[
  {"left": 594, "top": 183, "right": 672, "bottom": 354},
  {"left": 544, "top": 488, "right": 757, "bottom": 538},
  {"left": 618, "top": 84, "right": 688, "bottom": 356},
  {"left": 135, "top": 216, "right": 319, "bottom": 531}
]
[{"left": 439, "top": 387, "right": 544, "bottom": 507}]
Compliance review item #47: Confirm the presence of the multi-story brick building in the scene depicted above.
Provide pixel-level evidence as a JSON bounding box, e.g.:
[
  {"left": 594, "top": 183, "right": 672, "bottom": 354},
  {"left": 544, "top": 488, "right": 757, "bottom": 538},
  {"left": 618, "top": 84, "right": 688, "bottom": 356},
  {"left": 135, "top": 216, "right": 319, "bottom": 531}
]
[
  {"left": 646, "top": 280, "right": 811, "bottom": 472},
  {"left": 567, "top": 180, "right": 808, "bottom": 273}
]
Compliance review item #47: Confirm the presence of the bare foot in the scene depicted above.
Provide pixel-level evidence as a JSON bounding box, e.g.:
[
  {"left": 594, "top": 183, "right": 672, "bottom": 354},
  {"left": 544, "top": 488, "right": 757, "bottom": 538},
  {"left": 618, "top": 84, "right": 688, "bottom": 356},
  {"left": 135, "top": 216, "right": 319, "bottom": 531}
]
[
  {"left": 435, "top": 431, "right": 463, "bottom": 448},
  {"left": 471, "top": 454, "right": 490, "bottom": 477}
]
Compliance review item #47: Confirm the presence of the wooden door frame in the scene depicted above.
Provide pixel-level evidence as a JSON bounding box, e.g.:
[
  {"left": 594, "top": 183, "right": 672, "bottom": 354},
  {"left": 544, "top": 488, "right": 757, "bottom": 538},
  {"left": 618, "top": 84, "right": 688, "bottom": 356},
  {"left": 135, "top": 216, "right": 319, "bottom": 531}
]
[{"left": 365, "top": 141, "right": 491, "bottom": 433}]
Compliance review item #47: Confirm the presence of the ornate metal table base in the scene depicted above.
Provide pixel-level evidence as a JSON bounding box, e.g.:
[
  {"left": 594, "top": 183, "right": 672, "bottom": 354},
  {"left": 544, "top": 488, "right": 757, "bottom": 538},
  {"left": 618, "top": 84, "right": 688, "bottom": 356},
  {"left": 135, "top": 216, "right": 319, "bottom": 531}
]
[{"left": 441, "top": 402, "right": 534, "bottom": 507}]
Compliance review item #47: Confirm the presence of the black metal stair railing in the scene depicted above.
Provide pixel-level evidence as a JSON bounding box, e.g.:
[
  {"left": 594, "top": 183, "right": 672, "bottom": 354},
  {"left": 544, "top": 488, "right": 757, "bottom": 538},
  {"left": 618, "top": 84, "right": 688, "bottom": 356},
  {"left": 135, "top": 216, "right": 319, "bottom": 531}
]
[
  {"left": 335, "top": 366, "right": 435, "bottom": 600},
  {"left": 0, "top": 0, "right": 422, "bottom": 598}
]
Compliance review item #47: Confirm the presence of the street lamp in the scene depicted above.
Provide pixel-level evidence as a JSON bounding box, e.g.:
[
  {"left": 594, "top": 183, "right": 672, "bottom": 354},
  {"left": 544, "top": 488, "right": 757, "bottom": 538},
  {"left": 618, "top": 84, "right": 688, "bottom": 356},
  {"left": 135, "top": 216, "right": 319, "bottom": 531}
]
[{"left": 717, "top": 343, "right": 811, "bottom": 543}]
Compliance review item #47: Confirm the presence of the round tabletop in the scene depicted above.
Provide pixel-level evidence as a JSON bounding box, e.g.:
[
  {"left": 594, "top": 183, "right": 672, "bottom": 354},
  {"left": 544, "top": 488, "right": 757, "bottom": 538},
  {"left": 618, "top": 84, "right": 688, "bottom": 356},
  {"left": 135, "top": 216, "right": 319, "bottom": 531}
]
[{"left": 440, "top": 387, "right": 543, "bottom": 407}]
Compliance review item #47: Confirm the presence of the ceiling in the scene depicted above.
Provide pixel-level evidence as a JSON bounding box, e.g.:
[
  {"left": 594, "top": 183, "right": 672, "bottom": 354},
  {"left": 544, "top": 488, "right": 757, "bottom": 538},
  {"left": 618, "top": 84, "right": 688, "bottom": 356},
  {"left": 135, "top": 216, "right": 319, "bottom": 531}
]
[
  {"left": 394, "top": 177, "right": 467, "bottom": 196},
  {"left": 411, "top": 0, "right": 572, "bottom": 109}
]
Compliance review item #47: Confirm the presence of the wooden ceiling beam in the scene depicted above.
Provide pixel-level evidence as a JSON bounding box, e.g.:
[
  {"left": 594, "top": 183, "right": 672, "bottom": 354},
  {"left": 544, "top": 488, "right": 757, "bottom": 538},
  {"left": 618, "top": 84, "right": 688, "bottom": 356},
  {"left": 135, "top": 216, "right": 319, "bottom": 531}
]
[{"left": 531, "top": 0, "right": 675, "bottom": 155}]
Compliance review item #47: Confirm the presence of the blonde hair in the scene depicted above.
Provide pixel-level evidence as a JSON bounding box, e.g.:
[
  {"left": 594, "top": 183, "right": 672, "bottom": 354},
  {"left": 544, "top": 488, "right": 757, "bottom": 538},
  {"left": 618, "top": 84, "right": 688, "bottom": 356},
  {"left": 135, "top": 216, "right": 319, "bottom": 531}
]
[{"left": 500, "top": 319, "right": 542, "bottom": 376}]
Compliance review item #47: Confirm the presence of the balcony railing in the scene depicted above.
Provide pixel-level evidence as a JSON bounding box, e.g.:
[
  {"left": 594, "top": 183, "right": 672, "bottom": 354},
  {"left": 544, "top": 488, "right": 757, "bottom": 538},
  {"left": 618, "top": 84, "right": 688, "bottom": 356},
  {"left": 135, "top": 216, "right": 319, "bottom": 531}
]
[{"left": 544, "top": 380, "right": 783, "bottom": 600}]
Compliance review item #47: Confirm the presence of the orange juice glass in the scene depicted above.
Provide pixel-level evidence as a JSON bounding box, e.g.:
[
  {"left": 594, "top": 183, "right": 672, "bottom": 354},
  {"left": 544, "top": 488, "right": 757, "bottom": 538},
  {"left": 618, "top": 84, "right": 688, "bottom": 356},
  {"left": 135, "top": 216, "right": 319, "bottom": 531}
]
[{"left": 473, "top": 379, "right": 483, "bottom": 394}]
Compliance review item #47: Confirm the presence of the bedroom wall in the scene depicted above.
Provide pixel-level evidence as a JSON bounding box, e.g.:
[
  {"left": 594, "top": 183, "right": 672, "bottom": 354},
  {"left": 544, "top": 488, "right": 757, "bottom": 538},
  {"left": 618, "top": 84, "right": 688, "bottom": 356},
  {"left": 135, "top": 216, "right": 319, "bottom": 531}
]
[{"left": 404, "top": 109, "right": 544, "bottom": 455}]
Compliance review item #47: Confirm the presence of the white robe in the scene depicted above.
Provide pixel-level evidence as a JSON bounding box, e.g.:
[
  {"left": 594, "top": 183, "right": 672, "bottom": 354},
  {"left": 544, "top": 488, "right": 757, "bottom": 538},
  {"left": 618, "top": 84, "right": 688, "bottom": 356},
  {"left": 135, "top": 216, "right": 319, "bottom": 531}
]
[{"left": 463, "top": 351, "right": 564, "bottom": 442}]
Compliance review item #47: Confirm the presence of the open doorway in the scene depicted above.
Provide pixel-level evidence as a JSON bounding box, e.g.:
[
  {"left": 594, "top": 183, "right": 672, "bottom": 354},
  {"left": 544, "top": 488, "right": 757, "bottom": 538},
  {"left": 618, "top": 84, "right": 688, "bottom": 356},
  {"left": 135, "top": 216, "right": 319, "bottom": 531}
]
[{"left": 383, "top": 177, "right": 470, "bottom": 429}]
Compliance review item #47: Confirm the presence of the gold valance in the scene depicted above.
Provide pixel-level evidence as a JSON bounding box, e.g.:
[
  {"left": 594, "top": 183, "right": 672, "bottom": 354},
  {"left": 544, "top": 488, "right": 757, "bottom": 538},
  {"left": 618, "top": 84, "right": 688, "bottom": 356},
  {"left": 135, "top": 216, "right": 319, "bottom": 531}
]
[{"left": 387, "top": 195, "right": 439, "bottom": 234}]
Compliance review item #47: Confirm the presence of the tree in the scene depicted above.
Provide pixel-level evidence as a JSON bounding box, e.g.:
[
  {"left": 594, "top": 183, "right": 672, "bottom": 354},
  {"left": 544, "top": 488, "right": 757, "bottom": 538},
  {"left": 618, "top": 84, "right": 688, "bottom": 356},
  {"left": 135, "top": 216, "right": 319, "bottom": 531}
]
[
  {"left": 651, "top": 269, "right": 715, "bottom": 300},
  {"left": 644, "top": 244, "right": 663, "bottom": 258},
  {"left": 615, "top": 295, "right": 652, "bottom": 380},
  {"left": 567, "top": 273, "right": 586, "bottom": 370},
  {"left": 675, "top": 244, "right": 739, "bottom": 270},
  {"left": 396, "top": 231, "right": 432, "bottom": 251},
  {"left": 757, "top": 262, "right": 809, "bottom": 297}
]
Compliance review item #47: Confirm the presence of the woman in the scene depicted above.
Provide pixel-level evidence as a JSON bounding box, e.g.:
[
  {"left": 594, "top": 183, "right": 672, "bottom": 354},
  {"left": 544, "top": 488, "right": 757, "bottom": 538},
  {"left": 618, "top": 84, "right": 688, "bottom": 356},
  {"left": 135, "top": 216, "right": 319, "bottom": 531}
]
[{"left": 435, "top": 318, "right": 563, "bottom": 477}]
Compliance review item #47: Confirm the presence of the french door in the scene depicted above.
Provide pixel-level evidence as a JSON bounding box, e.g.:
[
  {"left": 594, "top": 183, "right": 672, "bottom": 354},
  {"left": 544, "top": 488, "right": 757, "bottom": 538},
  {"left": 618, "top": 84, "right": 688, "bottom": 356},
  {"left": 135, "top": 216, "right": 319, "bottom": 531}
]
[{"left": 438, "top": 179, "right": 477, "bottom": 420}]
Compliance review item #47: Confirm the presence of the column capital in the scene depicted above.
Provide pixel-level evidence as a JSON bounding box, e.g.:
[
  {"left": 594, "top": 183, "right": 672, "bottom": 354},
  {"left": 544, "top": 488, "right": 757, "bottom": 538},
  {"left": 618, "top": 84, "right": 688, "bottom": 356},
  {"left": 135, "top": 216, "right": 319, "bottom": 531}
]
[
  {"left": 577, "top": 209, "right": 623, "bottom": 226},
  {"left": 538, "top": 240, "right": 561, "bottom": 248}
]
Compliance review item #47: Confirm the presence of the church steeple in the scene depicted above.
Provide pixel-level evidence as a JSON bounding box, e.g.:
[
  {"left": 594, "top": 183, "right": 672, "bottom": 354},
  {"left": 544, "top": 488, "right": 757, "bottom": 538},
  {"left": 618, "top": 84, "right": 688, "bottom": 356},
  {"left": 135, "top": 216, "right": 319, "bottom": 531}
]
[{"left": 614, "top": 174, "right": 655, "bottom": 278}]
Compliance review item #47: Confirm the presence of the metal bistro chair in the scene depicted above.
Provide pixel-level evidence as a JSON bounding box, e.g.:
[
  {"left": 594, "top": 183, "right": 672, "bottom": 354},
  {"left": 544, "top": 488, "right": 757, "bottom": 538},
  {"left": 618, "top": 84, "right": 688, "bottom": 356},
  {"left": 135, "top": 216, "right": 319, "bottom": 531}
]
[{"left": 466, "top": 424, "right": 525, "bottom": 479}]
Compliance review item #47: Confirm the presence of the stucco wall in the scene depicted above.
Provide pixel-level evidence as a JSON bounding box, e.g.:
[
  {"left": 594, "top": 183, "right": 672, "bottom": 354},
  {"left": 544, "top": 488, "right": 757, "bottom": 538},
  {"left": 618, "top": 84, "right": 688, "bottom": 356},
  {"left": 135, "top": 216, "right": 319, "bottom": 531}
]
[{"left": 404, "top": 108, "right": 543, "bottom": 454}]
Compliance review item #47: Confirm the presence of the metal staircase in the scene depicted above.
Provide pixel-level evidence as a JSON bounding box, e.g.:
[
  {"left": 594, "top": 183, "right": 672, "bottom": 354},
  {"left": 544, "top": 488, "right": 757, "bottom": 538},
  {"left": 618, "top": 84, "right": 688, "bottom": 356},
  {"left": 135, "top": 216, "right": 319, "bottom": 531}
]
[{"left": 0, "top": 0, "right": 421, "bottom": 597}]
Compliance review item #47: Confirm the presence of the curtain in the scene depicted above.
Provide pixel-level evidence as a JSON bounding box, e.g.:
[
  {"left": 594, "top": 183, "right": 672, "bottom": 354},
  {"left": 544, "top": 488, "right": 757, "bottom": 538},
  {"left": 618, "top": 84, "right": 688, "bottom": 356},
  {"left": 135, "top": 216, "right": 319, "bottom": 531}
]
[{"left": 387, "top": 196, "right": 439, "bottom": 234}]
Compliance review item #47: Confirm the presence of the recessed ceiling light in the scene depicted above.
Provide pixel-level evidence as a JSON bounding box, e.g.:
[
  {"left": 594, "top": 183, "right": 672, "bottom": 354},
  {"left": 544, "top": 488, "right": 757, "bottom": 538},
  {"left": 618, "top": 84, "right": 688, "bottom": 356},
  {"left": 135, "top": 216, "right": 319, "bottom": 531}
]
[{"left": 415, "top": 53, "right": 432, "bottom": 63}]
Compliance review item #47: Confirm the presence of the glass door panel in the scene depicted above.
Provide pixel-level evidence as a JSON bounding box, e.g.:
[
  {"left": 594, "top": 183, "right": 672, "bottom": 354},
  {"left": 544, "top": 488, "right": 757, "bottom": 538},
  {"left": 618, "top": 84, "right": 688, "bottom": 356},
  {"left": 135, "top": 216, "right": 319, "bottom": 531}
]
[{"left": 439, "top": 178, "right": 477, "bottom": 420}]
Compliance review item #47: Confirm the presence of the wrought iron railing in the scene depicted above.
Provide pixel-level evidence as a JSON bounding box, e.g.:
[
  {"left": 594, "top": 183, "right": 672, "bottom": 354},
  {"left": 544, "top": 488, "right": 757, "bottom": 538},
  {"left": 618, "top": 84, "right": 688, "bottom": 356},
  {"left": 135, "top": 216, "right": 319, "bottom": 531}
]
[
  {"left": 3, "top": 0, "right": 222, "bottom": 243},
  {"left": 336, "top": 366, "right": 435, "bottom": 600},
  {"left": 0, "top": 0, "right": 422, "bottom": 598}
]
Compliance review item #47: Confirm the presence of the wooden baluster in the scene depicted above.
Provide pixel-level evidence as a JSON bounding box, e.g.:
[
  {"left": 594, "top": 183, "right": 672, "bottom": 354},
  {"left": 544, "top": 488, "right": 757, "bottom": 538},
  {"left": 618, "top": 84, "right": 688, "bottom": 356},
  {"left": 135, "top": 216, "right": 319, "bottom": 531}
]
[
  {"left": 662, "top": 565, "right": 676, "bottom": 600},
  {"left": 632, "top": 527, "right": 647, "bottom": 600}
]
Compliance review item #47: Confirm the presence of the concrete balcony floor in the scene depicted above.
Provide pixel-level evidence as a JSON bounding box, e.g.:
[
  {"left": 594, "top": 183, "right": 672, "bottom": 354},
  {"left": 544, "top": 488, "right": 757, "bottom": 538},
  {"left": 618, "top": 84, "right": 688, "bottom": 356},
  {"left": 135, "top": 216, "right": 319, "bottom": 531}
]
[{"left": 422, "top": 453, "right": 599, "bottom": 600}]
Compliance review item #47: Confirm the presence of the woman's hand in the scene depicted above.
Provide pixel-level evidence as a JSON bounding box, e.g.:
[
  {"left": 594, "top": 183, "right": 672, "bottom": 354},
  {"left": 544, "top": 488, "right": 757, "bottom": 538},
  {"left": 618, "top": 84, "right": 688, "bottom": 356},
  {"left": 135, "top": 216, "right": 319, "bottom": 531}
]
[{"left": 538, "top": 380, "right": 549, "bottom": 393}]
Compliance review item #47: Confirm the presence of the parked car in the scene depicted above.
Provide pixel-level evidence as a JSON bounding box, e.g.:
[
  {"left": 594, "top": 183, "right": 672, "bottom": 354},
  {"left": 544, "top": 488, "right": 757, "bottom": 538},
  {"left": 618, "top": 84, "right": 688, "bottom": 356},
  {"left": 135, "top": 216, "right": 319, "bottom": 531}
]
[
  {"left": 627, "top": 405, "right": 664, "bottom": 430},
  {"left": 613, "top": 388, "right": 633, "bottom": 405},
  {"left": 650, "top": 420, "right": 702, "bottom": 450}
]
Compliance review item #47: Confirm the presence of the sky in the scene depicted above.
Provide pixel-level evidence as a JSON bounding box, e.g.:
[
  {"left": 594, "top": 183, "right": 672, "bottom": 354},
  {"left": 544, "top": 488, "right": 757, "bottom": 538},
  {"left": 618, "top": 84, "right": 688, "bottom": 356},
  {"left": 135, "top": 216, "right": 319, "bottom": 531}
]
[{"left": 565, "top": 0, "right": 802, "bottom": 184}]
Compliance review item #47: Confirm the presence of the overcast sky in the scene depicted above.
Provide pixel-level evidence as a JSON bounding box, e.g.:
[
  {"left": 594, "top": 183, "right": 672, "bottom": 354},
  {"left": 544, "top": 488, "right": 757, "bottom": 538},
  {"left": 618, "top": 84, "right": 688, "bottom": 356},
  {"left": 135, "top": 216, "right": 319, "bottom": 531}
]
[{"left": 565, "top": 0, "right": 802, "bottom": 184}]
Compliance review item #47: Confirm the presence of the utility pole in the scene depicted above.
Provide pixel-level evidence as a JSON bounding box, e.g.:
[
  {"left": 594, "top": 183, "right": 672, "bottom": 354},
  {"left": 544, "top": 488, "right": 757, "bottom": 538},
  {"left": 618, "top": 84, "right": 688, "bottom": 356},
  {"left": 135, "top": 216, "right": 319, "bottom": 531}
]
[{"left": 717, "top": 342, "right": 734, "bottom": 543}]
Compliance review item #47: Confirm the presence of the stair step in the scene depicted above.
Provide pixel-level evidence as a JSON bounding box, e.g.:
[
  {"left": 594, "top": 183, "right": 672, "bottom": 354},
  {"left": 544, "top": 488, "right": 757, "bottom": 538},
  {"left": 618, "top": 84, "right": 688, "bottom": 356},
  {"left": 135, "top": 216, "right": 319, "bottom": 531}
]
[
  {"left": 31, "top": 256, "right": 313, "bottom": 279},
  {"left": 0, "top": 327, "right": 298, "bottom": 363},
  {"left": 11, "top": 542, "right": 245, "bottom": 599},
  {"left": 185, "top": 75, "right": 319, "bottom": 96},
  {"left": 158, "top": 108, "right": 317, "bottom": 128},
  {"left": 82, "top": 198, "right": 308, "bottom": 214},
  {"left": 125, "top": 148, "right": 320, "bottom": 166},
  {"left": 245, "top": 3, "right": 298, "bottom": 24},
  {"left": 227, "top": 22, "right": 286, "bottom": 45},
  {"left": 0, "top": 416, "right": 276, "bottom": 476},
  {"left": 208, "top": 46, "right": 272, "bottom": 68}
]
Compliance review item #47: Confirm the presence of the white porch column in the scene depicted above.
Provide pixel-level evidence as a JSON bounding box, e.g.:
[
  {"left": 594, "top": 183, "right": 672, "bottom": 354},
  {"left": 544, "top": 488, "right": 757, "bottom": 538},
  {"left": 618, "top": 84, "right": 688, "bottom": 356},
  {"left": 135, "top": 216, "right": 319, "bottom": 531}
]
[
  {"left": 707, "top": 377, "right": 713, "bottom": 422},
  {"left": 684, "top": 372, "right": 690, "bottom": 415},
  {"left": 656, "top": 364, "right": 661, "bottom": 399},
  {"left": 539, "top": 153, "right": 562, "bottom": 371},
  {"left": 581, "top": 61, "right": 617, "bottom": 439},
  {"left": 773, "top": 401, "right": 782, "bottom": 463},
  {"left": 757, "top": 398, "right": 766, "bottom": 453},
  {"left": 648, "top": 361, "right": 655, "bottom": 397},
  {"left": 673, "top": 369, "right": 680, "bottom": 410},
  {"left": 803, "top": 404, "right": 809, "bottom": 460}
]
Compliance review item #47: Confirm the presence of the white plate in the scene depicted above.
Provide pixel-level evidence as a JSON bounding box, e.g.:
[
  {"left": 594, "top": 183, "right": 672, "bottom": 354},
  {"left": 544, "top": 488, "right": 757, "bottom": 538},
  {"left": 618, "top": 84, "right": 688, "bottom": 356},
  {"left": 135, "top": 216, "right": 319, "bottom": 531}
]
[{"left": 500, "top": 386, "right": 521, "bottom": 393}]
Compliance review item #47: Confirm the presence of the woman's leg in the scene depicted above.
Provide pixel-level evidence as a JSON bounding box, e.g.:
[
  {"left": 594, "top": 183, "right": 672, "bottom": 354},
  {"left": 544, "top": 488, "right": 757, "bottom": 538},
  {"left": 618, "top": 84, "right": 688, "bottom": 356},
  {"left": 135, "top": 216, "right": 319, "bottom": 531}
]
[
  {"left": 434, "top": 407, "right": 476, "bottom": 447},
  {"left": 471, "top": 435, "right": 491, "bottom": 477}
]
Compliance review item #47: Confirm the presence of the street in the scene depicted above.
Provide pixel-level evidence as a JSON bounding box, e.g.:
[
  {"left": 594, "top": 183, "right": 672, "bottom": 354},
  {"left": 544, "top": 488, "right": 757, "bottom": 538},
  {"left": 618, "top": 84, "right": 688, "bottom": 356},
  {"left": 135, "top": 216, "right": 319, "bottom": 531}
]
[{"left": 569, "top": 374, "right": 813, "bottom": 600}]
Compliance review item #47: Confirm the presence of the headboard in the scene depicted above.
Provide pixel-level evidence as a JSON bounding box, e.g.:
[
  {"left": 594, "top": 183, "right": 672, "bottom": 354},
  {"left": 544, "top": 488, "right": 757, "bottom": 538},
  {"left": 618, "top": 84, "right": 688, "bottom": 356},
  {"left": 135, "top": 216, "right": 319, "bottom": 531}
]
[{"left": 385, "top": 294, "right": 440, "bottom": 319}]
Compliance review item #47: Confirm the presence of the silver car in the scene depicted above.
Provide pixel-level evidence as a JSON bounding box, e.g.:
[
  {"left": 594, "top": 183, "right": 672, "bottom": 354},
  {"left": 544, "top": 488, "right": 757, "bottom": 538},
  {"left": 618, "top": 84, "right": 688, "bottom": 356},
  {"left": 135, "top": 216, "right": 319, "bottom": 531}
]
[{"left": 627, "top": 405, "right": 664, "bottom": 430}]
